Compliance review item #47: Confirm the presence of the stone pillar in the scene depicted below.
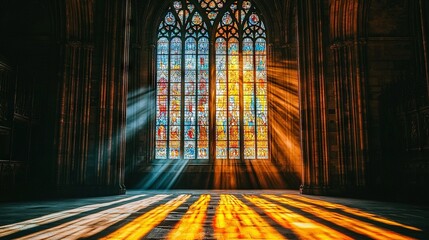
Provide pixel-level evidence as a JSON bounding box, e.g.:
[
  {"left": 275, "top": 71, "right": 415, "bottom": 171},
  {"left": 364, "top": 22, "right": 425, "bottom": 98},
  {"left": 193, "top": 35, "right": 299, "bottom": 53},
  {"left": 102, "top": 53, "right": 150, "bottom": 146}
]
[
  {"left": 56, "top": 42, "right": 94, "bottom": 189},
  {"left": 297, "top": 0, "right": 330, "bottom": 194},
  {"left": 95, "top": 0, "right": 131, "bottom": 194},
  {"left": 330, "top": 40, "right": 368, "bottom": 192}
]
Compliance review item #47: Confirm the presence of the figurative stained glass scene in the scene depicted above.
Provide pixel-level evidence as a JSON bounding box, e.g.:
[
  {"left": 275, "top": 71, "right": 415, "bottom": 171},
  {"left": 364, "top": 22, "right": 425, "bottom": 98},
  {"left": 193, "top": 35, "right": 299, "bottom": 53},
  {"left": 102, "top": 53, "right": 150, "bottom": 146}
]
[{"left": 155, "top": 0, "right": 268, "bottom": 160}]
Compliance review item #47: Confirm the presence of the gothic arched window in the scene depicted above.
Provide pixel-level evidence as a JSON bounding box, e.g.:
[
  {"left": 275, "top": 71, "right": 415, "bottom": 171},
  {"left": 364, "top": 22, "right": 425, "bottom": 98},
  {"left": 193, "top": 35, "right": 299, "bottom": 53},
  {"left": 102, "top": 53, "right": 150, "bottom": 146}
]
[{"left": 155, "top": 0, "right": 268, "bottom": 160}]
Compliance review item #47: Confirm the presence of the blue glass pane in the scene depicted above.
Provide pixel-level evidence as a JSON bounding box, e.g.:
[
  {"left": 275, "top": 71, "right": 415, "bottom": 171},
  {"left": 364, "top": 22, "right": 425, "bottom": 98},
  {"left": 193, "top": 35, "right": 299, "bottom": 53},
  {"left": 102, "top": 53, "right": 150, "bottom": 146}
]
[
  {"left": 216, "top": 38, "right": 226, "bottom": 54},
  {"left": 171, "top": 38, "right": 182, "bottom": 54},
  {"left": 185, "top": 55, "right": 196, "bottom": 70},
  {"left": 216, "top": 56, "right": 226, "bottom": 70},
  {"left": 199, "top": 70, "right": 209, "bottom": 82},
  {"left": 165, "top": 12, "right": 176, "bottom": 25},
  {"left": 185, "top": 83, "right": 196, "bottom": 95},
  {"left": 243, "top": 38, "right": 253, "bottom": 54},
  {"left": 184, "top": 141, "right": 196, "bottom": 159},
  {"left": 185, "top": 38, "right": 197, "bottom": 54},
  {"left": 256, "top": 56, "right": 265, "bottom": 71},
  {"left": 156, "top": 141, "right": 167, "bottom": 159},
  {"left": 170, "top": 70, "right": 181, "bottom": 82},
  {"left": 170, "top": 55, "right": 182, "bottom": 70},
  {"left": 157, "top": 55, "right": 168, "bottom": 70},
  {"left": 156, "top": 111, "right": 168, "bottom": 125},
  {"left": 256, "top": 95, "right": 267, "bottom": 111},
  {"left": 257, "top": 111, "right": 268, "bottom": 126},
  {"left": 243, "top": 55, "right": 254, "bottom": 70},
  {"left": 157, "top": 38, "right": 169, "bottom": 54},
  {"left": 198, "top": 38, "right": 209, "bottom": 54},
  {"left": 185, "top": 71, "right": 196, "bottom": 83},
  {"left": 228, "top": 39, "right": 239, "bottom": 54},
  {"left": 216, "top": 111, "right": 227, "bottom": 126},
  {"left": 198, "top": 111, "right": 209, "bottom": 125},
  {"left": 255, "top": 39, "right": 266, "bottom": 54},
  {"left": 244, "top": 111, "right": 255, "bottom": 125}
]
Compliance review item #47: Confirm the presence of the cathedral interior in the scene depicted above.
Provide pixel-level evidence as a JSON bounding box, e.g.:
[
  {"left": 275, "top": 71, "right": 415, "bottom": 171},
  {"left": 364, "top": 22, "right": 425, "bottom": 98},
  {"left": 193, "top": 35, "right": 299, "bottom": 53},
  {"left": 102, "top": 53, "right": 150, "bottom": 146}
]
[{"left": 1, "top": 0, "right": 429, "bottom": 239}]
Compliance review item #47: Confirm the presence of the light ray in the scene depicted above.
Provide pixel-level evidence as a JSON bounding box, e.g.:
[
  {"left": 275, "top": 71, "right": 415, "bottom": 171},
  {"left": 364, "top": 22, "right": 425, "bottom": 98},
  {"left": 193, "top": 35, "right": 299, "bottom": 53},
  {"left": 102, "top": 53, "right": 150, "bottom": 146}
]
[
  {"left": 286, "top": 194, "right": 422, "bottom": 231},
  {"left": 0, "top": 194, "right": 146, "bottom": 237},
  {"left": 264, "top": 194, "right": 417, "bottom": 240},
  {"left": 244, "top": 195, "right": 353, "bottom": 239},
  {"left": 101, "top": 194, "right": 191, "bottom": 240},
  {"left": 15, "top": 195, "right": 168, "bottom": 240},
  {"left": 214, "top": 194, "right": 285, "bottom": 239},
  {"left": 167, "top": 194, "right": 211, "bottom": 239}
]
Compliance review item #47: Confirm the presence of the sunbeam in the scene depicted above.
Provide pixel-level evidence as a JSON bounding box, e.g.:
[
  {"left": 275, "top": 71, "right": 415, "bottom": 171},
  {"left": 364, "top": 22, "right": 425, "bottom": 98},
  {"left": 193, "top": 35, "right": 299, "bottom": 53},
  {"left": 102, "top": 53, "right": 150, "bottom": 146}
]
[{"left": 0, "top": 192, "right": 424, "bottom": 240}]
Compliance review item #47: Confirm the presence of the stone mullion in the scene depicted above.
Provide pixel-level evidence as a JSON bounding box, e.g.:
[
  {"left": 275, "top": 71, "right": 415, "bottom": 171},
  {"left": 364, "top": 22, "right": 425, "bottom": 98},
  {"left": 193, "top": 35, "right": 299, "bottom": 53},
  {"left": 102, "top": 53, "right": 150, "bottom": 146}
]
[{"left": 297, "top": 0, "right": 329, "bottom": 194}]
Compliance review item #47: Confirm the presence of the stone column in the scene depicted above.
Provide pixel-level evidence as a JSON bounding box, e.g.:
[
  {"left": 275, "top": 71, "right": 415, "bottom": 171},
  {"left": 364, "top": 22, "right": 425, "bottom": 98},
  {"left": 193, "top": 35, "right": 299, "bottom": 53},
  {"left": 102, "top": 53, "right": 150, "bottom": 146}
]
[
  {"left": 95, "top": 0, "right": 131, "bottom": 194},
  {"left": 56, "top": 42, "right": 93, "bottom": 190},
  {"left": 330, "top": 39, "right": 368, "bottom": 192},
  {"left": 297, "top": 0, "right": 330, "bottom": 194}
]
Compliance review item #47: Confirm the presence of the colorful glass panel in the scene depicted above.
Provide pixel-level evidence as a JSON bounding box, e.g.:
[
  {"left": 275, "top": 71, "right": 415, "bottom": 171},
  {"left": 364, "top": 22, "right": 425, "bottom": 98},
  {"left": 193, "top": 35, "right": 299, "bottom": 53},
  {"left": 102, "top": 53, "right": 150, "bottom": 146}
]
[{"left": 156, "top": 0, "right": 267, "bottom": 160}]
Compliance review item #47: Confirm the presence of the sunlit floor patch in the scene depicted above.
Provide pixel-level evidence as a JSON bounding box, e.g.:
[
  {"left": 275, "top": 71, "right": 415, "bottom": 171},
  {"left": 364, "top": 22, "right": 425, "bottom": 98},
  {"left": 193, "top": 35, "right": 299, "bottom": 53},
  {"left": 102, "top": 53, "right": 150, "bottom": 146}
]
[
  {"left": 214, "top": 194, "right": 285, "bottom": 239},
  {"left": 167, "top": 194, "right": 211, "bottom": 239},
  {"left": 244, "top": 195, "right": 353, "bottom": 239},
  {"left": 263, "top": 194, "right": 417, "bottom": 240},
  {"left": 15, "top": 195, "right": 168, "bottom": 240},
  {"left": 0, "top": 191, "right": 425, "bottom": 240},
  {"left": 0, "top": 194, "right": 146, "bottom": 238},
  {"left": 101, "top": 194, "right": 191, "bottom": 240},
  {"left": 285, "top": 194, "right": 422, "bottom": 231}
]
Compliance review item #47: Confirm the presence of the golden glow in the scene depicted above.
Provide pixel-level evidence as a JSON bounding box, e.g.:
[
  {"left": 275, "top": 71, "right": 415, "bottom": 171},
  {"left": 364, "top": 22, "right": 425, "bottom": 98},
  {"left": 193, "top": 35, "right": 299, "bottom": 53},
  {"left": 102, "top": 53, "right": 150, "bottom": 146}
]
[
  {"left": 167, "top": 194, "right": 211, "bottom": 239},
  {"left": 264, "top": 194, "right": 417, "bottom": 240},
  {"left": 0, "top": 194, "right": 146, "bottom": 238},
  {"left": 269, "top": 60, "right": 302, "bottom": 175},
  {"left": 213, "top": 159, "right": 288, "bottom": 189},
  {"left": 244, "top": 195, "right": 353, "bottom": 239},
  {"left": 286, "top": 194, "right": 422, "bottom": 231},
  {"left": 213, "top": 194, "right": 285, "bottom": 239},
  {"left": 101, "top": 194, "right": 191, "bottom": 240},
  {"left": 15, "top": 195, "right": 168, "bottom": 240},
  {"left": 2, "top": 193, "right": 422, "bottom": 240}
]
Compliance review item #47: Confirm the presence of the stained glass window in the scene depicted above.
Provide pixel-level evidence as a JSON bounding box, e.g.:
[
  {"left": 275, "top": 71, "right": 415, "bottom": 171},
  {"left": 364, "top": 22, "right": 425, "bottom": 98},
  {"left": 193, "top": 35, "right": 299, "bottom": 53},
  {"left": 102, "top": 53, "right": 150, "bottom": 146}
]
[{"left": 156, "top": 0, "right": 267, "bottom": 160}]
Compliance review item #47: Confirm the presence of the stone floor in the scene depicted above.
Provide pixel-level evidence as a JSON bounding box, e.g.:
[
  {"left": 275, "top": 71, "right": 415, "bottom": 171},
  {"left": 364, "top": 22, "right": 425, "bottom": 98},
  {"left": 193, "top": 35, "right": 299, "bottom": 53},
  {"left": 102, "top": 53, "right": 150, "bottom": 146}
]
[{"left": 0, "top": 190, "right": 428, "bottom": 239}]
